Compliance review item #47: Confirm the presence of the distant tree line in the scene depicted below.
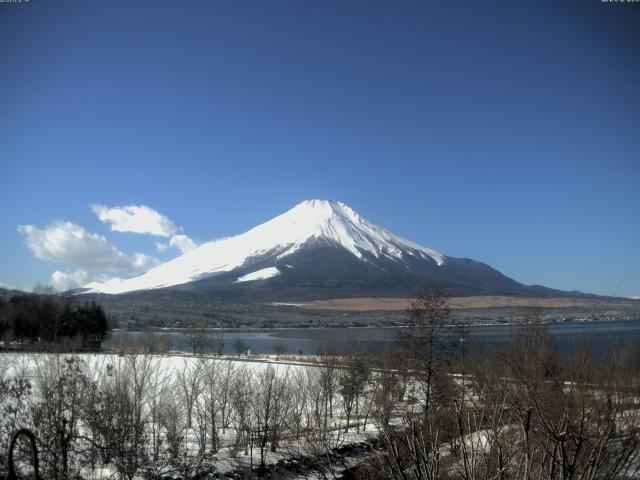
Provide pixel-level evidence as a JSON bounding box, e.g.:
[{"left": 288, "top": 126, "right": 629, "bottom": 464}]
[{"left": 0, "top": 294, "right": 108, "bottom": 350}]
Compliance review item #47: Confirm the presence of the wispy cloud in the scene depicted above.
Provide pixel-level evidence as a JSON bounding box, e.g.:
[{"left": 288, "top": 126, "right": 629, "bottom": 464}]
[
  {"left": 18, "top": 221, "right": 159, "bottom": 274},
  {"left": 91, "top": 204, "right": 178, "bottom": 237},
  {"left": 155, "top": 242, "right": 169, "bottom": 252},
  {"left": 169, "top": 234, "right": 198, "bottom": 253},
  {"left": 49, "top": 270, "right": 124, "bottom": 292},
  {"left": 91, "top": 203, "right": 199, "bottom": 254},
  {"left": 50, "top": 269, "right": 91, "bottom": 291}
]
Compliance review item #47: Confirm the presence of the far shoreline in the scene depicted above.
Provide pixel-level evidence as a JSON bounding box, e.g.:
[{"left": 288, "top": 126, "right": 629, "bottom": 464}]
[
  {"left": 270, "top": 295, "right": 640, "bottom": 311},
  {"left": 112, "top": 316, "right": 640, "bottom": 335}
]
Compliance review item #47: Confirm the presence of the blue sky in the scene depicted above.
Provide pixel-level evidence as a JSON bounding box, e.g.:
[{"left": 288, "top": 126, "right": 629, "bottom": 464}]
[{"left": 1, "top": 0, "right": 638, "bottom": 296}]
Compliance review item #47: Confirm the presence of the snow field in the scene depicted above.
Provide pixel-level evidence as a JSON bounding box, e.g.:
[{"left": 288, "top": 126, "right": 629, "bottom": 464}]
[{"left": 0, "top": 352, "right": 388, "bottom": 478}]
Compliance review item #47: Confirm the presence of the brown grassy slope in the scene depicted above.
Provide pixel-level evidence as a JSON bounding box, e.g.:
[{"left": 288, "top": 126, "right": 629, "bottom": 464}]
[{"left": 277, "top": 296, "right": 640, "bottom": 311}]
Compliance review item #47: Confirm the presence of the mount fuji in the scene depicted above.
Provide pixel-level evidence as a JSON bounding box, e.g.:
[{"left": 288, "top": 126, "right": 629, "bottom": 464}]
[{"left": 82, "top": 200, "right": 572, "bottom": 300}]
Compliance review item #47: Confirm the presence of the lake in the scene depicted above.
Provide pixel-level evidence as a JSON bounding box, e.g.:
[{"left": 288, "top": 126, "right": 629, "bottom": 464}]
[{"left": 105, "top": 318, "right": 640, "bottom": 357}]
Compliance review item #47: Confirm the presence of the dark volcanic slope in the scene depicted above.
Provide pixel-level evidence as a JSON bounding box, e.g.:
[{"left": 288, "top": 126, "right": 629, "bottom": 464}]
[{"left": 162, "top": 241, "right": 586, "bottom": 301}]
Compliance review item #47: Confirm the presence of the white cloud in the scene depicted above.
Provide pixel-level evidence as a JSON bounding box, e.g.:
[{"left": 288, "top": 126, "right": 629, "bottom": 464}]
[
  {"left": 0, "top": 281, "right": 14, "bottom": 290},
  {"left": 169, "top": 234, "right": 198, "bottom": 253},
  {"left": 49, "top": 270, "right": 125, "bottom": 292},
  {"left": 91, "top": 204, "right": 178, "bottom": 237},
  {"left": 18, "top": 221, "right": 158, "bottom": 274},
  {"left": 89, "top": 202, "right": 198, "bottom": 255},
  {"left": 155, "top": 242, "right": 169, "bottom": 252},
  {"left": 50, "top": 270, "right": 91, "bottom": 291},
  {"left": 132, "top": 253, "right": 158, "bottom": 270}
]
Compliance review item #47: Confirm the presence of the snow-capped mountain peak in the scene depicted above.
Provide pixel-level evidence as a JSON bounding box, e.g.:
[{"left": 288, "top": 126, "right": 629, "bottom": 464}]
[
  {"left": 83, "top": 200, "right": 445, "bottom": 294},
  {"left": 275, "top": 199, "right": 444, "bottom": 264}
]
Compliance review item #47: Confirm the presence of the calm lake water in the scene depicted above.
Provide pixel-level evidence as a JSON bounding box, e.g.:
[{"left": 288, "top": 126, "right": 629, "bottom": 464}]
[{"left": 106, "top": 318, "right": 640, "bottom": 357}]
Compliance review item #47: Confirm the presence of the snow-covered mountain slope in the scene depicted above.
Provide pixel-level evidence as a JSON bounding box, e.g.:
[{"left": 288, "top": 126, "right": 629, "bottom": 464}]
[{"left": 83, "top": 200, "right": 446, "bottom": 295}]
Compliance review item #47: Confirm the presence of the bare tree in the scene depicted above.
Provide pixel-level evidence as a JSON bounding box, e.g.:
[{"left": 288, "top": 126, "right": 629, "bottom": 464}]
[
  {"left": 397, "top": 282, "right": 450, "bottom": 418},
  {"left": 253, "top": 365, "right": 291, "bottom": 466},
  {"left": 297, "top": 364, "right": 349, "bottom": 479},
  {"left": 218, "top": 360, "right": 236, "bottom": 433},
  {"left": 212, "top": 330, "right": 226, "bottom": 356},
  {"left": 83, "top": 355, "right": 156, "bottom": 480},
  {"left": 229, "top": 366, "right": 253, "bottom": 460},
  {"left": 496, "top": 318, "right": 640, "bottom": 480},
  {"left": 31, "top": 355, "right": 92, "bottom": 479},
  {"left": 234, "top": 338, "right": 249, "bottom": 356},
  {"left": 143, "top": 359, "right": 175, "bottom": 475},
  {"left": 289, "top": 368, "right": 310, "bottom": 440},
  {"left": 157, "top": 386, "right": 186, "bottom": 463},
  {"left": 176, "top": 359, "right": 203, "bottom": 430},
  {"left": 273, "top": 343, "right": 288, "bottom": 360},
  {"left": 338, "top": 353, "right": 370, "bottom": 432},
  {"left": 185, "top": 326, "right": 207, "bottom": 355},
  {"left": 198, "top": 358, "right": 224, "bottom": 453},
  {"left": 377, "top": 284, "right": 454, "bottom": 480},
  {"left": 0, "top": 356, "right": 32, "bottom": 472}
]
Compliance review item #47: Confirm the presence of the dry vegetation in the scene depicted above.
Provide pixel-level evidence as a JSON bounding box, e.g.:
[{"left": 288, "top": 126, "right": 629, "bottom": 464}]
[
  {"left": 286, "top": 296, "right": 640, "bottom": 312},
  {"left": 353, "top": 285, "right": 640, "bottom": 480}
]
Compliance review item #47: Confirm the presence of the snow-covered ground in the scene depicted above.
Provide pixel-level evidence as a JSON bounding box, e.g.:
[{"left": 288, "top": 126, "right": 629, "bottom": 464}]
[
  {"left": 4, "top": 351, "right": 637, "bottom": 479},
  {"left": 0, "top": 352, "right": 387, "bottom": 479}
]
